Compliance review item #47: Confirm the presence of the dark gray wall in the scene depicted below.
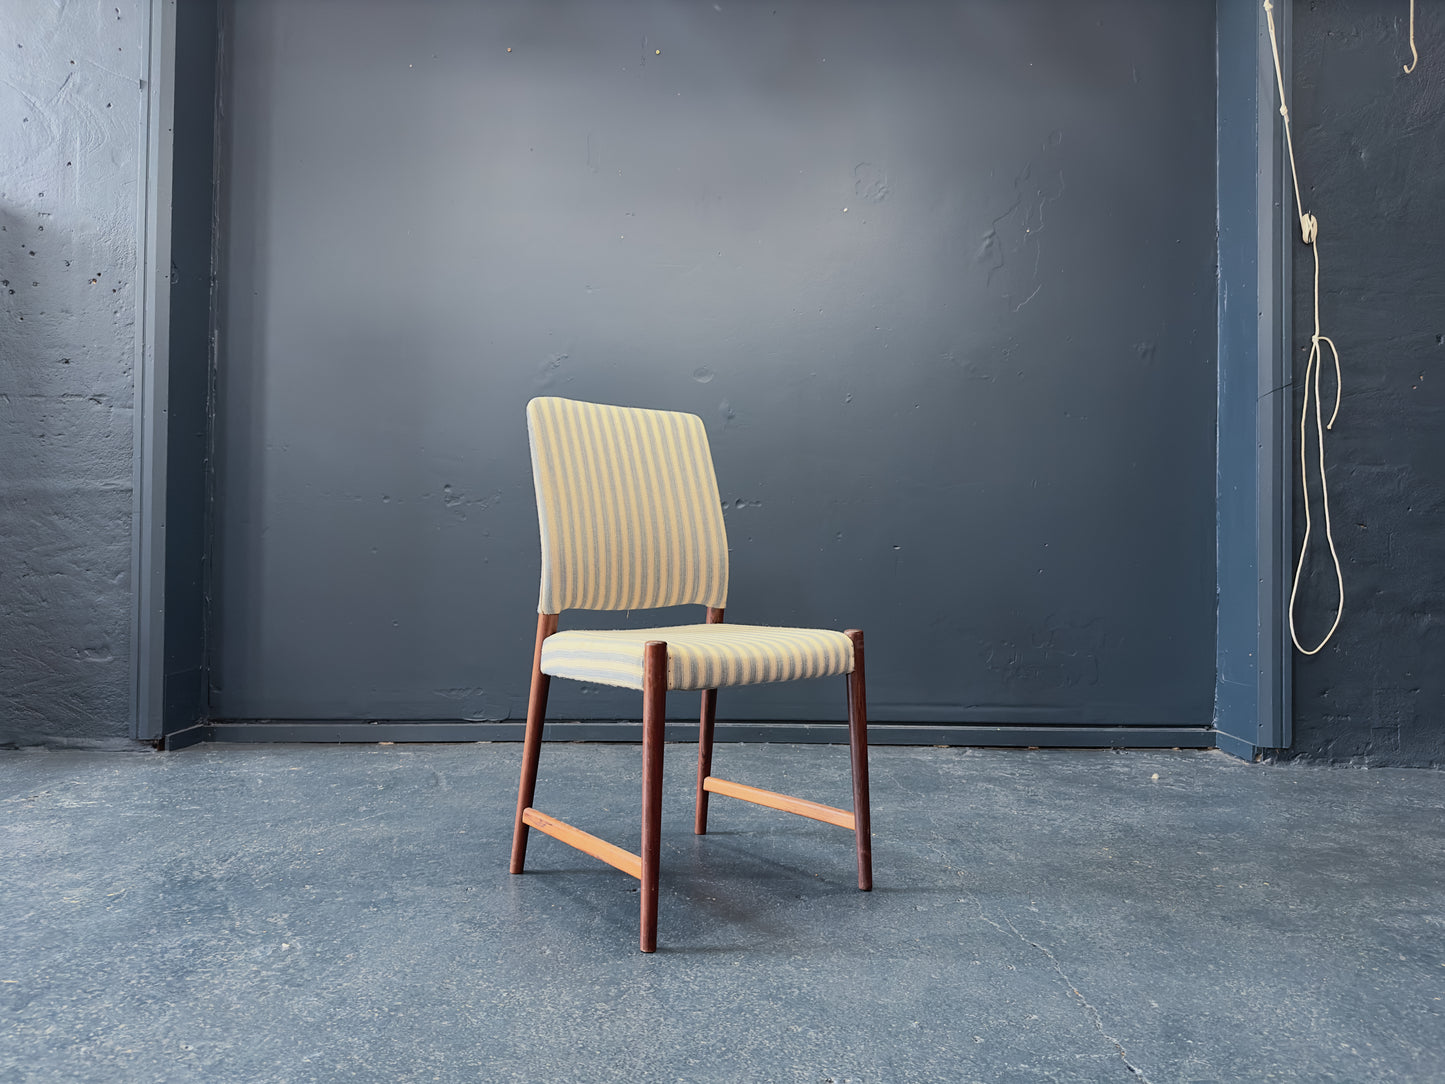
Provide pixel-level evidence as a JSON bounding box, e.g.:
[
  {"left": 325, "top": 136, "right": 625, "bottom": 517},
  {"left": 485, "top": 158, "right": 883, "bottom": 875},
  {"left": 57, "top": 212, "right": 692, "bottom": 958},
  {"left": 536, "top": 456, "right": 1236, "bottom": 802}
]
[
  {"left": 0, "top": 3, "right": 145, "bottom": 747},
  {"left": 211, "top": 0, "right": 1220, "bottom": 727},
  {"left": 1287, "top": 0, "right": 1445, "bottom": 765}
]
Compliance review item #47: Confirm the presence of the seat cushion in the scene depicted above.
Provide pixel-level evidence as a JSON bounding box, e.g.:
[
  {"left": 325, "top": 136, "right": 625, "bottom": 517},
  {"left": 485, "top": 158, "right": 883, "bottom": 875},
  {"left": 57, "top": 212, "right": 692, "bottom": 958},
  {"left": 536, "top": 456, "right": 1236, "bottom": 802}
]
[{"left": 540, "top": 624, "right": 854, "bottom": 691}]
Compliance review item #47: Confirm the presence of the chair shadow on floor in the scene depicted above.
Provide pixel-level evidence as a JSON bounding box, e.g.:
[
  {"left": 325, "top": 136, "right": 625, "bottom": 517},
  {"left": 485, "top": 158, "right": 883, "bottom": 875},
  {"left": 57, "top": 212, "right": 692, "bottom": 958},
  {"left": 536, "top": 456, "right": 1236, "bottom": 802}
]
[{"left": 505, "top": 819, "right": 887, "bottom": 955}]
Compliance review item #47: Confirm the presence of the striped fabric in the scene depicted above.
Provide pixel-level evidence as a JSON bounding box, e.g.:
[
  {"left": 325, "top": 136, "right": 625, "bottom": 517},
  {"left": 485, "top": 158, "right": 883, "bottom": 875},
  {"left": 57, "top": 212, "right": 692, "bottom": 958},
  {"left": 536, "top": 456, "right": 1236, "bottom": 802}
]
[
  {"left": 541, "top": 624, "right": 855, "bottom": 691},
  {"left": 528, "top": 397, "right": 729, "bottom": 613}
]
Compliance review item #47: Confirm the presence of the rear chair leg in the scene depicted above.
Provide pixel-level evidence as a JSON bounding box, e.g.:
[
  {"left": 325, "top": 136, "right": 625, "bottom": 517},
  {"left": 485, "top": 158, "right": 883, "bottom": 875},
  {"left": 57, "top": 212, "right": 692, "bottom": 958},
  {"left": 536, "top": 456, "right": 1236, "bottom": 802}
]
[
  {"left": 511, "top": 613, "right": 559, "bottom": 875},
  {"left": 694, "top": 606, "right": 725, "bottom": 835},
  {"left": 640, "top": 641, "right": 668, "bottom": 952},
  {"left": 694, "top": 688, "right": 717, "bottom": 834},
  {"left": 846, "top": 628, "right": 873, "bottom": 892}
]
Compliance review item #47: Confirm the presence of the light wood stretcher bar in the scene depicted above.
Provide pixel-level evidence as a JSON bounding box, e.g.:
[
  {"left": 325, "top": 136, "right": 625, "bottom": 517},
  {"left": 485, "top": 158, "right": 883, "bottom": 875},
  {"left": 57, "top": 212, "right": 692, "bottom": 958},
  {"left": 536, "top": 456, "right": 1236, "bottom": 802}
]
[
  {"left": 701, "top": 777, "right": 856, "bottom": 831},
  {"left": 521, "top": 808, "right": 643, "bottom": 880}
]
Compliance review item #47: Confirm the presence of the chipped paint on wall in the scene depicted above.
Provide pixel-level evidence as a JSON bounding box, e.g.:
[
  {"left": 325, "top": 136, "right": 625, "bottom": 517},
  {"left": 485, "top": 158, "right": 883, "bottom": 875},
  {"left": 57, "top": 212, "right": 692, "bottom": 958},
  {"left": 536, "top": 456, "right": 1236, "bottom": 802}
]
[
  {"left": 1286, "top": 0, "right": 1445, "bottom": 766},
  {"left": 0, "top": 2, "right": 146, "bottom": 746}
]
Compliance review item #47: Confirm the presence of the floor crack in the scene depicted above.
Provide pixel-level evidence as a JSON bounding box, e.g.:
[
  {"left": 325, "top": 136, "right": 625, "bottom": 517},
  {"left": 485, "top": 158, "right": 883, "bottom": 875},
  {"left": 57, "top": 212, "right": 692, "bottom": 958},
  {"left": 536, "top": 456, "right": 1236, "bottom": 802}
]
[{"left": 963, "top": 885, "right": 1153, "bottom": 1083}]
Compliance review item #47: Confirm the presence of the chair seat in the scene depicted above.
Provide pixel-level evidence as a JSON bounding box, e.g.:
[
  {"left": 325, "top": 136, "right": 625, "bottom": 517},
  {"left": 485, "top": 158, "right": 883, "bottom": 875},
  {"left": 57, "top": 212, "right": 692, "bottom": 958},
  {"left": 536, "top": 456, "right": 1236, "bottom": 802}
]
[{"left": 541, "top": 623, "right": 854, "bottom": 691}]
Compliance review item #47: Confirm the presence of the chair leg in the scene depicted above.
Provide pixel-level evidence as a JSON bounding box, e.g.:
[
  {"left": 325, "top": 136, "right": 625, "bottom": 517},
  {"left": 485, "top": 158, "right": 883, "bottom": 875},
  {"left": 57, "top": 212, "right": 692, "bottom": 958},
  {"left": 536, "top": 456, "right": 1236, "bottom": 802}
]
[
  {"left": 694, "top": 689, "right": 718, "bottom": 835},
  {"left": 640, "top": 640, "right": 668, "bottom": 953},
  {"left": 846, "top": 628, "right": 873, "bottom": 892},
  {"left": 511, "top": 613, "right": 559, "bottom": 875},
  {"left": 694, "top": 606, "right": 725, "bottom": 835}
]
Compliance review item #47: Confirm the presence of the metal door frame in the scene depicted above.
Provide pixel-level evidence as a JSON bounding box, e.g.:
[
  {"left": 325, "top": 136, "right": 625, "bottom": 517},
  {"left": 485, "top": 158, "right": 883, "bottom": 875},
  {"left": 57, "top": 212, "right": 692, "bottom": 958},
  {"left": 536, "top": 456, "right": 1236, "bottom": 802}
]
[{"left": 131, "top": 0, "right": 176, "bottom": 742}]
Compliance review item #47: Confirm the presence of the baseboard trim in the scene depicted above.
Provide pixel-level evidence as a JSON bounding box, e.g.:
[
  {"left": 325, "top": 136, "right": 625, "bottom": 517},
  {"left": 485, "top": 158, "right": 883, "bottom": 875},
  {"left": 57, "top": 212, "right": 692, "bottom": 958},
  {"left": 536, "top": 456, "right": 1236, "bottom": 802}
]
[
  {"left": 166, "top": 720, "right": 1217, "bottom": 750},
  {"left": 1214, "top": 729, "right": 1261, "bottom": 761}
]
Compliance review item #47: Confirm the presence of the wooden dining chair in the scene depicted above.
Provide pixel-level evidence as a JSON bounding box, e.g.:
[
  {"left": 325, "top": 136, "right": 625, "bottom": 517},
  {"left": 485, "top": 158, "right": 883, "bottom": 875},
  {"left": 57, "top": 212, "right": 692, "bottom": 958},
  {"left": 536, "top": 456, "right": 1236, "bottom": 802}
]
[{"left": 510, "top": 396, "right": 872, "bottom": 952}]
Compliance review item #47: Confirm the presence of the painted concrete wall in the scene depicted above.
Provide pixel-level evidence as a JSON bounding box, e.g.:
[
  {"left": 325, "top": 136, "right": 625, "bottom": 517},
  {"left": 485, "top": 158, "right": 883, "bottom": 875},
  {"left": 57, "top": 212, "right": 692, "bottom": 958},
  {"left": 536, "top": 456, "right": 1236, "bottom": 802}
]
[
  {"left": 0, "top": 2, "right": 146, "bottom": 747},
  {"left": 1286, "top": 1, "right": 1445, "bottom": 765},
  {"left": 15, "top": 3, "right": 1434, "bottom": 762},
  {"left": 209, "top": 0, "right": 1220, "bottom": 726}
]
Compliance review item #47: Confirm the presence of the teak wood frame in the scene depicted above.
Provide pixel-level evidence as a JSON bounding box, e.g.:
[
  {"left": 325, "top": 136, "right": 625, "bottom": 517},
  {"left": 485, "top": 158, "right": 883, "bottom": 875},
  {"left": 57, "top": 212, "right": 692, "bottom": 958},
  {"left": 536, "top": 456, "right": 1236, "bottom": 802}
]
[{"left": 509, "top": 608, "right": 873, "bottom": 953}]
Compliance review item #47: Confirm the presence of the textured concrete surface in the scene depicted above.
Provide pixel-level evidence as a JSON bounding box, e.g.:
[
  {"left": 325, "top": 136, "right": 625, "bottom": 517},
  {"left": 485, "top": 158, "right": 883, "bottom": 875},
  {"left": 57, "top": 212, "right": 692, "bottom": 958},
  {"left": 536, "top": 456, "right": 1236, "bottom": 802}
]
[
  {"left": 1286, "top": 1, "right": 1445, "bottom": 765},
  {"left": 0, "top": 2, "right": 145, "bottom": 747},
  {"left": 3, "top": 742, "right": 1442, "bottom": 1082}
]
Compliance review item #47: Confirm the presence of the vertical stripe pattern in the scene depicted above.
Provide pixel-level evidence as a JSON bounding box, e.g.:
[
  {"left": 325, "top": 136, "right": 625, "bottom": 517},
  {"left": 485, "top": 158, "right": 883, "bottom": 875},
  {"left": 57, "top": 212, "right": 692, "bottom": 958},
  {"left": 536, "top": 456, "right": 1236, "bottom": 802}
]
[{"left": 528, "top": 397, "right": 730, "bottom": 613}]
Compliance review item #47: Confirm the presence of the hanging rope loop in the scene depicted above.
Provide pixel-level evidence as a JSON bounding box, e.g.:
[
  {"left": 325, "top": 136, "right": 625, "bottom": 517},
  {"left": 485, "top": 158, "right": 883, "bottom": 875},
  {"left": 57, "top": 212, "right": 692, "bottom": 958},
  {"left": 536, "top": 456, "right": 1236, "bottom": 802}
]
[
  {"left": 1404, "top": 0, "right": 1419, "bottom": 73},
  {"left": 1262, "top": 0, "right": 1347, "bottom": 655}
]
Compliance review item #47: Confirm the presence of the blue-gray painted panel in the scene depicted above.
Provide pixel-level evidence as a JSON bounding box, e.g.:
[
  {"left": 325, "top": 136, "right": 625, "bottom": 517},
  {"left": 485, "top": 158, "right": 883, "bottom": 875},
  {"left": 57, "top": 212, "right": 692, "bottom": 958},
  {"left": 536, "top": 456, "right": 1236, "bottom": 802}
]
[{"left": 1214, "top": 0, "right": 1291, "bottom": 758}]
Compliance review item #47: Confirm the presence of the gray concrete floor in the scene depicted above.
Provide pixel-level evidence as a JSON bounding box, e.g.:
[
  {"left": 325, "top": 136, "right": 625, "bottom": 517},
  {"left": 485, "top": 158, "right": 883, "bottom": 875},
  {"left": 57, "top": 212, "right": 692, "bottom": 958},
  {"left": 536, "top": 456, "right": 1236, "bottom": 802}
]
[{"left": 2, "top": 742, "right": 1442, "bottom": 1083}]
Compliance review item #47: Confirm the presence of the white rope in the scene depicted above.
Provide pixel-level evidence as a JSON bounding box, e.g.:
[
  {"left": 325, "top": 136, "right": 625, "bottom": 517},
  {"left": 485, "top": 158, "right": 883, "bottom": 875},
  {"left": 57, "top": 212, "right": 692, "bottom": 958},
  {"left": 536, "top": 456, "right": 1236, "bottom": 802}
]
[
  {"left": 1263, "top": 0, "right": 1346, "bottom": 655},
  {"left": 1404, "top": 0, "right": 1419, "bottom": 73}
]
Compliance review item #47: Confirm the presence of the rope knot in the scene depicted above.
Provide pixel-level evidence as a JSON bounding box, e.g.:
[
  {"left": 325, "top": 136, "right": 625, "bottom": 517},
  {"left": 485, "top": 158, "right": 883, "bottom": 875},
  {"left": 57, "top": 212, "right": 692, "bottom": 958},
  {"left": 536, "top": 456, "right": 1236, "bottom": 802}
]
[{"left": 1300, "top": 212, "right": 1318, "bottom": 244}]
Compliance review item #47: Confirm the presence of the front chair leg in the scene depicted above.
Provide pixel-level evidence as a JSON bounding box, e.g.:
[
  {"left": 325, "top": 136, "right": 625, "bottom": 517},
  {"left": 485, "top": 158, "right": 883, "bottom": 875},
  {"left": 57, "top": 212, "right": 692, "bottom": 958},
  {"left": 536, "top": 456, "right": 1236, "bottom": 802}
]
[
  {"left": 640, "top": 640, "right": 668, "bottom": 952},
  {"left": 511, "top": 613, "right": 559, "bottom": 874},
  {"left": 846, "top": 628, "right": 873, "bottom": 892}
]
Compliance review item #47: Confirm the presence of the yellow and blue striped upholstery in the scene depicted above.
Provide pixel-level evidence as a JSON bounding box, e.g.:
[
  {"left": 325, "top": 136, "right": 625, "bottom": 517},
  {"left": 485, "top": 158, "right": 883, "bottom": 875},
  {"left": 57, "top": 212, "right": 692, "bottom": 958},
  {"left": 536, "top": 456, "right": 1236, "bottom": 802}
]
[
  {"left": 528, "top": 397, "right": 729, "bottom": 614},
  {"left": 541, "top": 623, "right": 854, "bottom": 691}
]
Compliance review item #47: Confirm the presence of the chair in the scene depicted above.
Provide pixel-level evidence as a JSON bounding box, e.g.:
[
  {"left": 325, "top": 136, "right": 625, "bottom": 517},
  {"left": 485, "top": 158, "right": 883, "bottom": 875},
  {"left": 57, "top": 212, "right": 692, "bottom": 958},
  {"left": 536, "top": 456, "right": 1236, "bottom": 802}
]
[{"left": 510, "top": 396, "right": 872, "bottom": 952}]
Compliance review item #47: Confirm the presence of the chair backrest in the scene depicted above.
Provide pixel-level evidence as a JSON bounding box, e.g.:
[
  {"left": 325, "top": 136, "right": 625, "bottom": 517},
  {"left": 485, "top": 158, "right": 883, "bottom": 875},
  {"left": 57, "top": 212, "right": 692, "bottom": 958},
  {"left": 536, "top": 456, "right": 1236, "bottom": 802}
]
[{"left": 527, "top": 397, "right": 730, "bottom": 613}]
